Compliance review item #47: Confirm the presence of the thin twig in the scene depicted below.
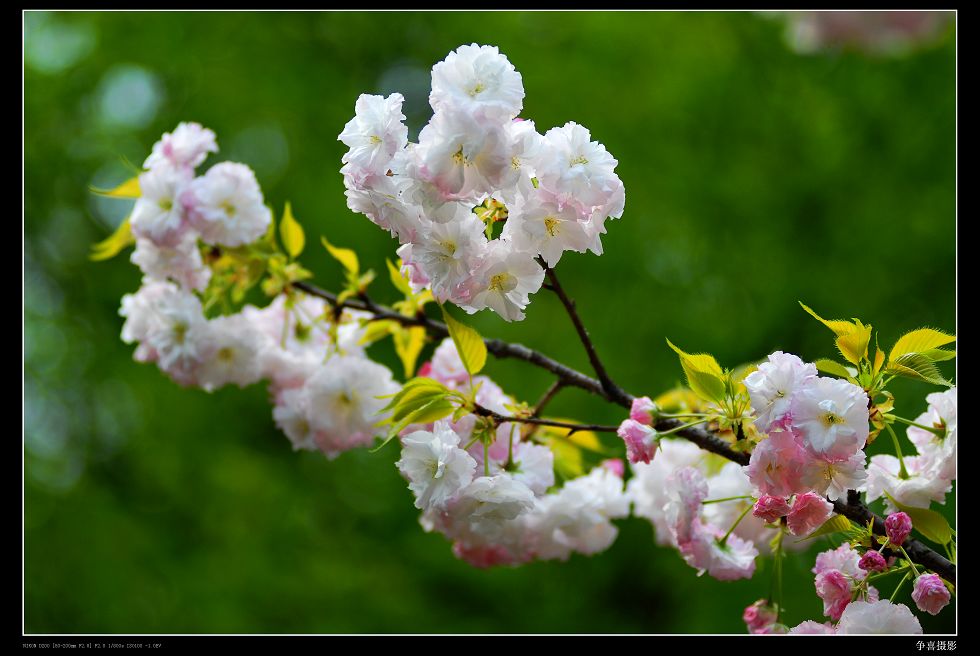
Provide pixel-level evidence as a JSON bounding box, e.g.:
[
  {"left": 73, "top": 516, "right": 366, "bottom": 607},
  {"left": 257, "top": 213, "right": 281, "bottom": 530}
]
[
  {"left": 532, "top": 380, "right": 566, "bottom": 417},
  {"left": 472, "top": 403, "right": 619, "bottom": 434}
]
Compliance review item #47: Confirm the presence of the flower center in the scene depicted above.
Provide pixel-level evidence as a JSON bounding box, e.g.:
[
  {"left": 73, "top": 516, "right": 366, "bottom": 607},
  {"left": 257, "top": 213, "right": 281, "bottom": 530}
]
[
  {"left": 570, "top": 155, "right": 589, "bottom": 166},
  {"left": 468, "top": 82, "right": 486, "bottom": 97},
  {"left": 221, "top": 200, "right": 236, "bottom": 217},
  {"left": 158, "top": 198, "right": 173, "bottom": 211},
  {"left": 543, "top": 216, "right": 560, "bottom": 237},
  {"left": 489, "top": 272, "right": 516, "bottom": 293},
  {"left": 369, "top": 135, "right": 382, "bottom": 144}
]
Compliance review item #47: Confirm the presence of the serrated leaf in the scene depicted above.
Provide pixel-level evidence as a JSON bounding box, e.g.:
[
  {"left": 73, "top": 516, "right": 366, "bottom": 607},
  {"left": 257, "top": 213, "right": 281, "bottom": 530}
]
[
  {"left": 885, "top": 353, "right": 952, "bottom": 387},
  {"left": 920, "top": 348, "right": 956, "bottom": 362},
  {"left": 793, "top": 514, "right": 854, "bottom": 543},
  {"left": 665, "top": 338, "right": 726, "bottom": 404},
  {"left": 889, "top": 328, "right": 956, "bottom": 363},
  {"left": 90, "top": 176, "right": 141, "bottom": 198},
  {"left": 321, "top": 236, "right": 359, "bottom": 278},
  {"left": 387, "top": 259, "right": 413, "bottom": 296},
  {"left": 799, "top": 302, "right": 855, "bottom": 337},
  {"left": 441, "top": 306, "right": 487, "bottom": 376},
  {"left": 279, "top": 201, "right": 305, "bottom": 258},
  {"left": 814, "top": 358, "right": 853, "bottom": 379},
  {"left": 393, "top": 326, "right": 427, "bottom": 379},
  {"left": 884, "top": 492, "right": 953, "bottom": 545},
  {"left": 89, "top": 217, "right": 135, "bottom": 261}
]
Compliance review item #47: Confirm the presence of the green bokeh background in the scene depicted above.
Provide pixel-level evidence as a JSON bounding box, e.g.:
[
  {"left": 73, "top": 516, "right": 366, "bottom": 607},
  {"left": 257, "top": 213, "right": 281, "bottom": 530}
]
[{"left": 25, "top": 11, "right": 956, "bottom": 634}]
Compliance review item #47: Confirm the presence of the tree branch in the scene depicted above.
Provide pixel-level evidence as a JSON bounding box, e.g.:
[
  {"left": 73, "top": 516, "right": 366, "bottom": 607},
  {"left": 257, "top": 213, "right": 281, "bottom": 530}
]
[
  {"left": 472, "top": 403, "right": 619, "bottom": 434},
  {"left": 289, "top": 279, "right": 955, "bottom": 584},
  {"left": 540, "top": 261, "right": 633, "bottom": 408}
]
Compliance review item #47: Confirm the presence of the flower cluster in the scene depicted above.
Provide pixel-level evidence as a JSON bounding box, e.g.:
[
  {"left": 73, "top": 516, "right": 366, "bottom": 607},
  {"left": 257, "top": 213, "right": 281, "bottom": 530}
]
[
  {"left": 397, "top": 339, "right": 629, "bottom": 567},
  {"left": 743, "top": 351, "right": 870, "bottom": 501},
  {"left": 338, "top": 44, "right": 625, "bottom": 322},
  {"left": 119, "top": 124, "right": 400, "bottom": 461}
]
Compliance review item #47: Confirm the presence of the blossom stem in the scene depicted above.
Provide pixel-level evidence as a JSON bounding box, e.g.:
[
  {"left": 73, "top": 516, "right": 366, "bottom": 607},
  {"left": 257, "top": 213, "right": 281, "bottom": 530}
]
[
  {"left": 719, "top": 503, "right": 753, "bottom": 546},
  {"left": 701, "top": 495, "right": 753, "bottom": 505},
  {"left": 899, "top": 546, "right": 920, "bottom": 577},
  {"left": 889, "top": 415, "right": 946, "bottom": 437},
  {"left": 883, "top": 423, "right": 910, "bottom": 479},
  {"left": 889, "top": 571, "right": 911, "bottom": 602},
  {"left": 657, "top": 419, "right": 708, "bottom": 436}
]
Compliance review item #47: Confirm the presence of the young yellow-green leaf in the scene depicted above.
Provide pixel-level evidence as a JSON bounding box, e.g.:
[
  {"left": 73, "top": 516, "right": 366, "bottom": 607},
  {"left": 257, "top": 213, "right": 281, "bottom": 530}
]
[
  {"left": 920, "top": 348, "right": 956, "bottom": 362},
  {"left": 321, "top": 236, "right": 359, "bottom": 277},
  {"left": 279, "top": 201, "right": 305, "bottom": 258},
  {"left": 89, "top": 217, "right": 135, "bottom": 261},
  {"left": 537, "top": 423, "right": 606, "bottom": 454},
  {"left": 884, "top": 353, "right": 952, "bottom": 387},
  {"left": 387, "top": 259, "right": 414, "bottom": 297},
  {"left": 889, "top": 328, "right": 956, "bottom": 363},
  {"left": 814, "top": 358, "right": 854, "bottom": 379},
  {"left": 835, "top": 321, "right": 872, "bottom": 365},
  {"left": 359, "top": 319, "right": 397, "bottom": 346},
  {"left": 793, "top": 514, "right": 854, "bottom": 543},
  {"left": 799, "top": 302, "right": 856, "bottom": 337},
  {"left": 884, "top": 493, "right": 953, "bottom": 545},
  {"left": 543, "top": 434, "right": 585, "bottom": 480},
  {"left": 665, "top": 338, "right": 726, "bottom": 404},
  {"left": 393, "top": 326, "right": 427, "bottom": 379},
  {"left": 90, "top": 176, "right": 141, "bottom": 199},
  {"left": 441, "top": 306, "right": 487, "bottom": 376}
]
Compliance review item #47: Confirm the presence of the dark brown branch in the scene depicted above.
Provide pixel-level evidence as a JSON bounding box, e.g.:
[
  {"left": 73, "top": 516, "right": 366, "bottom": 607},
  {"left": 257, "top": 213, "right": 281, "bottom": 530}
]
[
  {"left": 532, "top": 380, "right": 566, "bottom": 417},
  {"left": 289, "top": 279, "right": 955, "bottom": 584},
  {"left": 472, "top": 403, "right": 619, "bottom": 434},
  {"left": 540, "top": 260, "right": 634, "bottom": 408}
]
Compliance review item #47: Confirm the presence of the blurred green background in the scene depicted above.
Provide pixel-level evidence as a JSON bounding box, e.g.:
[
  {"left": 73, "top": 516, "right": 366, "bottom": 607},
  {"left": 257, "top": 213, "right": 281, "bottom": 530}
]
[{"left": 25, "top": 11, "right": 956, "bottom": 634}]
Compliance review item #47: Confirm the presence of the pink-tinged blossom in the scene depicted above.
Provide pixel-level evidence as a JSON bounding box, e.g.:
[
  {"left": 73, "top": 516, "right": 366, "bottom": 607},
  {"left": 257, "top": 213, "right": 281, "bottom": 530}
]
[
  {"left": 451, "top": 542, "right": 520, "bottom": 569},
  {"left": 752, "top": 495, "right": 791, "bottom": 523},
  {"left": 786, "top": 492, "right": 833, "bottom": 536},
  {"left": 601, "top": 458, "right": 625, "bottom": 478},
  {"left": 859, "top": 550, "right": 888, "bottom": 573},
  {"left": 813, "top": 543, "right": 866, "bottom": 580},
  {"left": 907, "top": 387, "right": 956, "bottom": 481},
  {"left": 429, "top": 44, "right": 525, "bottom": 122},
  {"left": 743, "top": 599, "right": 778, "bottom": 634},
  {"left": 504, "top": 194, "right": 592, "bottom": 268},
  {"left": 911, "top": 573, "right": 950, "bottom": 616},
  {"left": 626, "top": 439, "right": 705, "bottom": 546},
  {"left": 702, "top": 462, "right": 776, "bottom": 555},
  {"left": 196, "top": 314, "right": 264, "bottom": 392},
  {"left": 130, "top": 164, "right": 193, "bottom": 247},
  {"left": 338, "top": 93, "right": 409, "bottom": 179},
  {"left": 508, "top": 441, "right": 555, "bottom": 496},
  {"left": 305, "top": 355, "right": 400, "bottom": 459},
  {"left": 664, "top": 467, "right": 709, "bottom": 546},
  {"left": 815, "top": 569, "right": 852, "bottom": 621},
  {"left": 678, "top": 521, "right": 758, "bottom": 581},
  {"left": 410, "top": 209, "right": 489, "bottom": 303},
  {"left": 451, "top": 474, "right": 536, "bottom": 538},
  {"left": 790, "top": 376, "right": 869, "bottom": 461},
  {"left": 144, "top": 122, "right": 217, "bottom": 171},
  {"left": 184, "top": 162, "right": 272, "bottom": 247},
  {"left": 743, "top": 351, "right": 817, "bottom": 433},
  {"left": 130, "top": 233, "right": 210, "bottom": 292},
  {"left": 630, "top": 396, "right": 656, "bottom": 425},
  {"left": 865, "top": 454, "right": 952, "bottom": 512},
  {"left": 397, "top": 420, "right": 477, "bottom": 510},
  {"left": 743, "top": 429, "right": 809, "bottom": 498},
  {"left": 617, "top": 419, "right": 658, "bottom": 465},
  {"left": 536, "top": 122, "right": 622, "bottom": 214},
  {"left": 344, "top": 175, "right": 423, "bottom": 244},
  {"left": 272, "top": 387, "right": 315, "bottom": 452},
  {"left": 428, "top": 338, "right": 469, "bottom": 386},
  {"left": 800, "top": 449, "right": 868, "bottom": 502},
  {"left": 884, "top": 511, "right": 913, "bottom": 547},
  {"left": 789, "top": 621, "right": 837, "bottom": 634},
  {"left": 835, "top": 600, "right": 922, "bottom": 634},
  {"left": 461, "top": 243, "right": 545, "bottom": 322}
]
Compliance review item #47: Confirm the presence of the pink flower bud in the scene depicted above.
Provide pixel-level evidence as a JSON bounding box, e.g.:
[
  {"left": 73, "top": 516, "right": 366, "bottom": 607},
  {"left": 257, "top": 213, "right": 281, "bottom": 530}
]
[
  {"left": 743, "top": 599, "right": 778, "bottom": 633},
  {"left": 786, "top": 492, "right": 834, "bottom": 536},
  {"left": 815, "top": 569, "right": 852, "bottom": 621},
  {"left": 752, "top": 495, "right": 791, "bottom": 523},
  {"left": 617, "top": 419, "right": 658, "bottom": 464},
  {"left": 629, "top": 396, "right": 656, "bottom": 425},
  {"left": 858, "top": 550, "right": 887, "bottom": 573},
  {"left": 600, "top": 458, "right": 625, "bottom": 478},
  {"left": 885, "top": 511, "right": 913, "bottom": 546},
  {"left": 911, "top": 573, "right": 950, "bottom": 616}
]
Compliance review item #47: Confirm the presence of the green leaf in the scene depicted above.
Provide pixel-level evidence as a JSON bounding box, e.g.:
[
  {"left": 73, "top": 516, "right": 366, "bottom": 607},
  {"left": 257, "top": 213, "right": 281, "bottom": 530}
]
[
  {"left": 89, "top": 217, "right": 135, "bottom": 261},
  {"left": 665, "top": 338, "right": 726, "bottom": 404},
  {"left": 835, "top": 320, "right": 872, "bottom": 365},
  {"left": 359, "top": 319, "right": 397, "bottom": 346},
  {"left": 793, "top": 515, "right": 854, "bottom": 543},
  {"left": 279, "top": 201, "right": 305, "bottom": 258},
  {"left": 387, "top": 259, "right": 413, "bottom": 296},
  {"left": 441, "top": 306, "right": 487, "bottom": 376},
  {"left": 321, "top": 236, "right": 359, "bottom": 278},
  {"left": 814, "top": 358, "right": 854, "bottom": 379},
  {"left": 889, "top": 328, "right": 956, "bottom": 363},
  {"left": 920, "top": 348, "right": 956, "bottom": 362},
  {"left": 393, "top": 326, "right": 427, "bottom": 379},
  {"left": 884, "top": 492, "right": 953, "bottom": 545},
  {"left": 884, "top": 353, "right": 952, "bottom": 387},
  {"left": 90, "top": 176, "right": 141, "bottom": 198}
]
